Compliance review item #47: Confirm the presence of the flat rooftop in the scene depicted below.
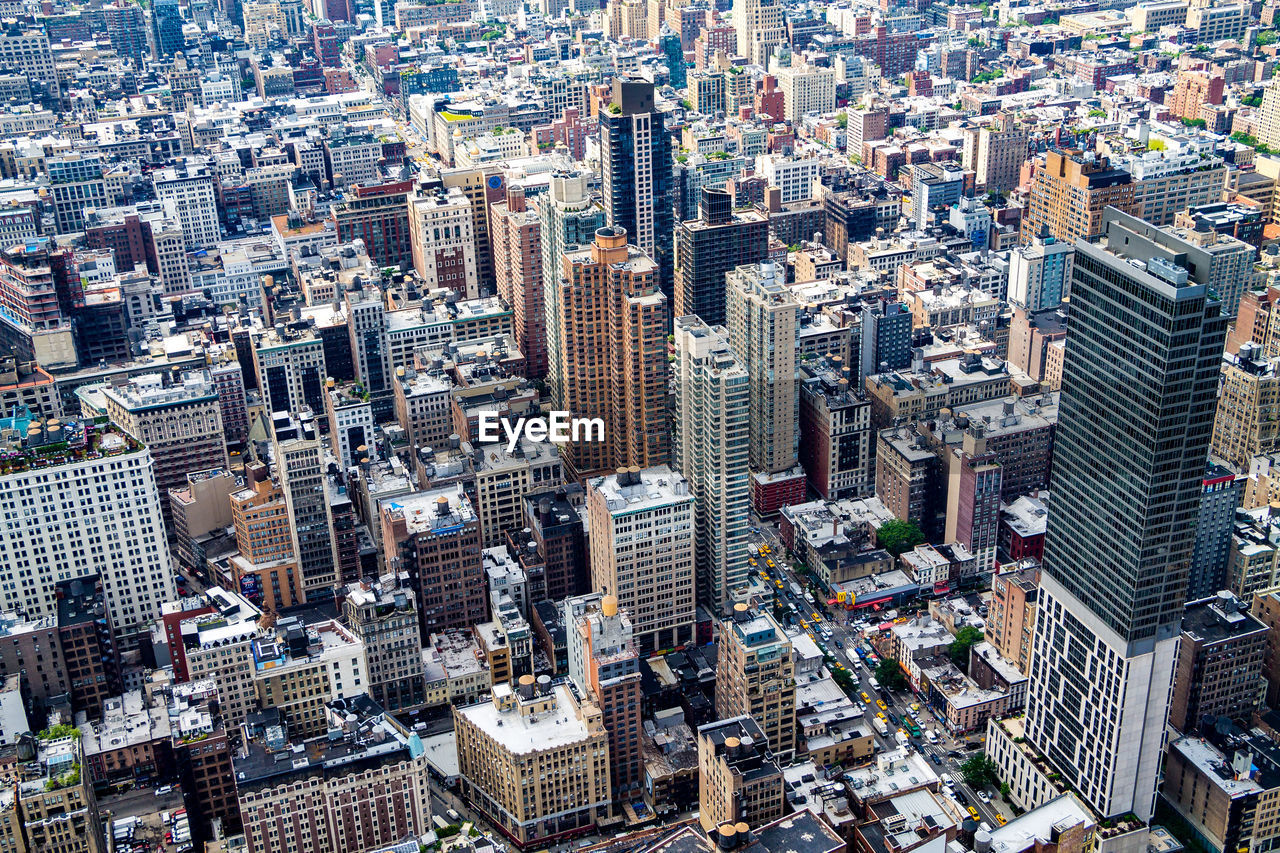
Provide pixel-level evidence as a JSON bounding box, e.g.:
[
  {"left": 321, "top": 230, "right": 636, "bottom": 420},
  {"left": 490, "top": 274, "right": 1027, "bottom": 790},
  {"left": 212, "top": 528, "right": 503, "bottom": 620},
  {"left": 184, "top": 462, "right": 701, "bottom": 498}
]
[{"left": 455, "top": 682, "right": 593, "bottom": 755}]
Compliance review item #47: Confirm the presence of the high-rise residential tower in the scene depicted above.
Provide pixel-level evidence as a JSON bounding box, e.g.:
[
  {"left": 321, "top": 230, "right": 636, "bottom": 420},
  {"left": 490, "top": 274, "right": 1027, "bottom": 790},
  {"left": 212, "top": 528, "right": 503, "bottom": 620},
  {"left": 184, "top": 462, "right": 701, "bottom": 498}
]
[
  {"left": 674, "top": 316, "right": 751, "bottom": 610},
  {"left": 600, "top": 79, "right": 675, "bottom": 303},
  {"left": 555, "top": 226, "right": 670, "bottom": 480},
  {"left": 540, "top": 170, "right": 607, "bottom": 406},
  {"left": 1024, "top": 208, "right": 1227, "bottom": 821},
  {"left": 727, "top": 262, "right": 799, "bottom": 474},
  {"left": 674, "top": 188, "right": 769, "bottom": 328},
  {"left": 490, "top": 185, "right": 547, "bottom": 379}
]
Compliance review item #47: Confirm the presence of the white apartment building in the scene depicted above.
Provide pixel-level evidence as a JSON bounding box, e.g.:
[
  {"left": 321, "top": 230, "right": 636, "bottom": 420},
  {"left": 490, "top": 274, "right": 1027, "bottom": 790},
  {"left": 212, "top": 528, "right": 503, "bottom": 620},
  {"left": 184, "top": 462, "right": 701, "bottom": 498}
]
[
  {"left": 153, "top": 160, "right": 222, "bottom": 249},
  {"left": 408, "top": 188, "right": 479, "bottom": 299},
  {"left": 757, "top": 155, "right": 820, "bottom": 204},
  {"left": 587, "top": 466, "right": 697, "bottom": 654},
  {"left": 674, "top": 317, "right": 751, "bottom": 611},
  {"left": 773, "top": 61, "right": 836, "bottom": 122},
  {"left": 325, "top": 136, "right": 383, "bottom": 187},
  {"left": 0, "top": 28, "right": 58, "bottom": 98},
  {"left": 0, "top": 426, "right": 175, "bottom": 643}
]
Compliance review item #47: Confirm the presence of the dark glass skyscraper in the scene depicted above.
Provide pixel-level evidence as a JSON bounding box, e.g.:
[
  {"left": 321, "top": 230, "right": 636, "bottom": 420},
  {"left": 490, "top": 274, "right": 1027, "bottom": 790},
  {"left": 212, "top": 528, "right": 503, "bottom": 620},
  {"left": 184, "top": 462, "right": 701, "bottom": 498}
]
[
  {"left": 600, "top": 78, "right": 675, "bottom": 305},
  {"left": 152, "top": 0, "right": 186, "bottom": 57},
  {"left": 1025, "top": 207, "right": 1226, "bottom": 821},
  {"left": 660, "top": 27, "right": 686, "bottom": 88},
  {"left": 674, "top": 188, "right": 769, "bottom": 327}
]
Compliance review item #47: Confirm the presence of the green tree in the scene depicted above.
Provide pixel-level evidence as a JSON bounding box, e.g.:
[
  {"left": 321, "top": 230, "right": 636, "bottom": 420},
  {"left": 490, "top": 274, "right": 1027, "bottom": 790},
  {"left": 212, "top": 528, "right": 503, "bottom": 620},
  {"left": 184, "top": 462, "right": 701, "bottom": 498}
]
[
  {"left": 876, "top": 519, "right": 925, "bottom": 556},
  {"left": 1181, "top": 117, "right": 1207, "bottom": 129},
  {"left": 949, "top": 626, "right": 984, "bottom": 669},
  {"left": 836, "top": 112, "right": 848, "bottom": 128},
  {"left": 875, "top": 658, "right": 908, "bottom": 691},
  {"left": 1258, "top": 30, "right": 1277, "bottom": 46},
  {"left": 960, "top": 753, "right": 999, "bottom": 789}
]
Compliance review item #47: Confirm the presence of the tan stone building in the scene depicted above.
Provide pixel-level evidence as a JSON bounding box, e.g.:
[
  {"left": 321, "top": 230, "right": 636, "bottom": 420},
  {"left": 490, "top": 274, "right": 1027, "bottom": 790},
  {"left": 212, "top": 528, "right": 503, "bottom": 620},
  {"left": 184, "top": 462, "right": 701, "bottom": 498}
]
[
  {"left": 970, "top": 113, "right": 1029, "bottom": 193},
  {"left": 1212, "top": 342, "right": 1280, "bottom": 470},
  {"left": 101, "top": 370, "right": 228, "bottom": 531},
  {"left": 229, "top": 462, "right": 305, "bottom": 612},
  {"left": 986, "top": 564, "right": 1039, "bottom": 675},
  {"left": 1020, "top": 149, "right": 1140, "bottom": 246},
  {"left": 716, "top": 605, "right": 795, "bottom": 759},
  {"left": 382, "top": 484, "right": 488, "bottom": 638},
  {"left": 0, "top": 735, "right": 103, "bottom": 853},
  {"left": 696, "top": 716, "right": 785, "bottom": 832},
  {"left": 455, "top": 680, "right": 611, "bottom": 847},
  {"left": 727, "top": 262, "right": 799, "bottom": 476},
  {"left": 1169, "top": 593, "right": 1266, "bottom": 733}
]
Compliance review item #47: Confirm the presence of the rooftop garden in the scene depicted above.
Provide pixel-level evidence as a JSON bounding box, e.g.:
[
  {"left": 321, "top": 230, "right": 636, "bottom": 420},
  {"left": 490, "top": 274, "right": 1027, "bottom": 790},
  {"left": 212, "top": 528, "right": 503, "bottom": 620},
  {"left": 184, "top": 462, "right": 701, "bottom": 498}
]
[
  {"left": 0, "top": 426, "right": 141, "bottom": 478},
  {"left": 45, "top": 762, "right": 81, "bottom": 792},
  {"left": 1232, "top": 131, "right": 1274, "bottom": 155},
  {"left": 38, "top": 724, "right": 80, "bottom": 741}
]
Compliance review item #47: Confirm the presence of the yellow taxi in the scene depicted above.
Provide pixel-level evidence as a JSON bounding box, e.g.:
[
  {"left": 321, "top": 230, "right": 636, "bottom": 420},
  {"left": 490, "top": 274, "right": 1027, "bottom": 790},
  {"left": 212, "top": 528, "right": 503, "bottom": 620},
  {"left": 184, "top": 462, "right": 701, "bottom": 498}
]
[
  {"left": 812, "top": 612, "right": 822, "bottom": 622},
  {"left": 877, "top": 699, "right": 888, "bottom": 711},
  {"left": 995, "top": 815, "right": 1007, "bottom": 827},
  {"left": 909, "top": 703, "right": 921, "bottom": 712},
  {"left": 967, "top": 807, "right": 981, "bottom": 821},
  {"left": 876, "top": 712, "right": 886, "bottom": 721},
  {"left": 775, "top": 580, "right": 784, "bottom": 589},
  {"left": 860, "top": 692, "right": 870, "bottom": 703},
  {"left": 767, "top": 559, "right": 776, "bottom": 568},
  {"left": 800, "top": 620, "right": 809, "bottom": 630}
]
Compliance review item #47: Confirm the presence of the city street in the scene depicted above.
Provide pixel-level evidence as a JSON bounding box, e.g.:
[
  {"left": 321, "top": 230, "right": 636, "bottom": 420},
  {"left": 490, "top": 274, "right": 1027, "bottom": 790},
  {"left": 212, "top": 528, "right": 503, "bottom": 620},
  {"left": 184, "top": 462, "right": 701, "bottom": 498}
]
[{"left": 747, "top": 513, "right": 1011, "bottom": 828}]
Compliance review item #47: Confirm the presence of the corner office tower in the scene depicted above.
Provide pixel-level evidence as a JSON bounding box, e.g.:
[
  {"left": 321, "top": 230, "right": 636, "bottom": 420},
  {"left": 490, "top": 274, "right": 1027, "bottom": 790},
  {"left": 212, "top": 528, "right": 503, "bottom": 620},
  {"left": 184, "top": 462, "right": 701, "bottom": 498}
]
[{"left": 1024, "top": 208, "right": 1226, "bottom": 821}]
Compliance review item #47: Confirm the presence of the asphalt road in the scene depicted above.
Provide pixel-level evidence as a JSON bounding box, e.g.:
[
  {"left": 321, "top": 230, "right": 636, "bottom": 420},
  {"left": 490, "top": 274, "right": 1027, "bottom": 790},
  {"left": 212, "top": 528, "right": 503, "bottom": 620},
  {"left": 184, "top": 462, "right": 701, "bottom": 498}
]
[{"left": 748, "top": 513, "right": 1011, "bottom": 828}]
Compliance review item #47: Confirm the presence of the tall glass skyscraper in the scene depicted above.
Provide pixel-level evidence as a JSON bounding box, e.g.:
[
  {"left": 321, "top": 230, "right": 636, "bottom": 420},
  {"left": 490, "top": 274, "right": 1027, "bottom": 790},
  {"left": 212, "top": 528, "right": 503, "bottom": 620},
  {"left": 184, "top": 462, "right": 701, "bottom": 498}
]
[
  {"left": 152, "top": 0, "right": 186, "bottom": 57},
  {"left": 1025, "top": 207, "right": 1226, "bottom": 820},
  {"left": 600, "top": 78, "right": 674, "bottom": 305}
]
